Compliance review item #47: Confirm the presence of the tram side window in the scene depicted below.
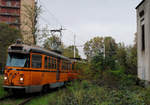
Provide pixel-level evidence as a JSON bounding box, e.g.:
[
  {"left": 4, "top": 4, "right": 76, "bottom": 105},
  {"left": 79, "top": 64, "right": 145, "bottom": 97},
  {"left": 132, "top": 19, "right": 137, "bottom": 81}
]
[
  {"left": 63, "top": 62, "right": 65, "bottom": 70},
  {"left": 62, "top": 61, "right": 64, "bottom": 70},
  {"left": 65, "top": 62, "right": 67, "bottom": 70},
  {"left": 62, "top": 62, "right": 64, "bottom": 70},
  {"left": 62, "top": 61, "right": 68, "bottom": 71},
  {"left": 54, "top": 59, "right": 56, "bottom": 69},
  {"left": 66, "top": 63, "right": 68, "bottom": 70},
  {"left": 32, "top": 54, "right": 42, "bottom": 68},
  {"left": 48, "top": 57, "right": 51, "bottom": 69},
  {"left": 55, "top": 59, "right": 57, "bottom": 69},
  {"left": 67, "top": 63, "right": 69, "bottom": 70},
  {"left": 44, "top": 56, "right": 48, "bottom": 69},
  {"left": 64, "top": 62, "right": 66, "bottom": 70},
  {"left": 53, "top": 59, "right": 55, "bottom": 69},
  {"left": 67, "top": 64, "right": 69, "bottom": 71},
  {"left": 72, "top": 64, "right": 75, "bottom": 71},
  {"left": 50, "top": 57, "right": 56, "bottom": 69},
  {"left": 68, "top": 64, "right": 70, "bottom": 70},
  {"left": 53, "top": 58, "right": 56, "bottom": 69},
  {"left": 51, "top": 57, "right": 53, "bottom": 69}
]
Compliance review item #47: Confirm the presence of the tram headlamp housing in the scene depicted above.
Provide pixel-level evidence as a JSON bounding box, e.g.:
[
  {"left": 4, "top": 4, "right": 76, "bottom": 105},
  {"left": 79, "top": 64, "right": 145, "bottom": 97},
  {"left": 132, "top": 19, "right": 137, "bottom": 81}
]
[
  {"left": 19, "top": 74, "right": 24, "bottom": 83},
  {"left": 4, "top": 74, "right": 8, "bottom": 80},
  {"left": 20, "top": 77, "right": 24, "bottom": 81},
  {"left": 4, "top": 76, "right": 7, "bottom": 80}
]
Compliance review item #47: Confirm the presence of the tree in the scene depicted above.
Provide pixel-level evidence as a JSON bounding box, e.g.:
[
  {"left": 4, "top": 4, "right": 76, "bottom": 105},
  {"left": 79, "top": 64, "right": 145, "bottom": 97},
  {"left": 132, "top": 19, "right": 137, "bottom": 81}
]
[
  {"left": 22, "top": 1, "right": 41, "bottom": 45},
  {"left": 84, "top": 36, "right": 118, "bottom": 72},
  {"left": 84, "top": 36, "right": 117, "bottom": 67},
  {"left": 90, "top": 52, "right": 106, "bottom": 78},
  {"left": 0, "top": 23, "right": 22, "bottom": 71},
  {"left": 125, "top": 45, "right": 137, "bottom": 75},
  {"left": 63, "top": 45, "right": 81, "bottom": 58},
  {"left": 116, "top": 43, "right": 127, "bottom": 69},
  {"left": 84, "top": 37, "right": 103, "bottom": 60},
  {"left": 104, "top": 37, "right": 117, "bottom": 70},
  {"left": 115, "top": 33, "right": 137, "bottom": 75},
  {"left": 43, "top": 35, "right": 63, "bottom": 51}
]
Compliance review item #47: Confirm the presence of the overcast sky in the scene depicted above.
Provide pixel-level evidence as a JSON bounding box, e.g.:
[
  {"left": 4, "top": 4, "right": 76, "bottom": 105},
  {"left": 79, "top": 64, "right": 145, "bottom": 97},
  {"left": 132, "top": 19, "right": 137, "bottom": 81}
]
[{"left": 39, "top": 0, "right": 142, "bottom": 58}]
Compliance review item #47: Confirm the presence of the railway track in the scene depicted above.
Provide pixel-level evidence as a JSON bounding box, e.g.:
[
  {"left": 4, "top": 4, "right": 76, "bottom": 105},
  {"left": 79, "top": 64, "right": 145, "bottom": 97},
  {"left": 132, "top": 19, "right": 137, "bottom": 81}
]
[
  {"left": 17, "top": 93, "right": 48, "bottom": 105},
  {"left": 0, "top": 95, "right": 13, "bottom": 101},
  {"left": 0, "top": 88, "right": 59, "bottom": 105},
  {"left": 17, "top": 96, "right": 34, "bottom": 105},
  {"left": 0, "top": 95, "right": 34, "bottom": 105}
]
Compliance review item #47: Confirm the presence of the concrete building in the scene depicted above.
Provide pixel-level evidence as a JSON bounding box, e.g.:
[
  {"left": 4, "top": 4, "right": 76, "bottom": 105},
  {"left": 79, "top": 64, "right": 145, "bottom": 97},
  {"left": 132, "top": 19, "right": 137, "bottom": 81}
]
[
  {"left": 136, "top": 0, "right": 150, "bottom": 83},
  {"left": 0, "top": 0, "right": 35, "bottom": 44}
]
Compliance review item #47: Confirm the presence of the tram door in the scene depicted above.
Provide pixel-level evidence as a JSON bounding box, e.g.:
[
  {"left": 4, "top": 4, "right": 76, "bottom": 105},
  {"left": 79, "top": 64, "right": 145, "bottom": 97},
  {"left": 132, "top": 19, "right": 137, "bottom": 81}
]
[
  {"left": 31, "top": 54, "right": 42, "bottom": 85},
  {"left": 56, "top": 58, "right": 60, "bottom": 80}
]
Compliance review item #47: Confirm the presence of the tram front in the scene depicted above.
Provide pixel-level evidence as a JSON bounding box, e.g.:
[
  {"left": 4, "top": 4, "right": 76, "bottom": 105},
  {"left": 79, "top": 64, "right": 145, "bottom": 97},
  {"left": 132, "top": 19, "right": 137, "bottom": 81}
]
[{"left": 3, "top": 44, "right": 31, "bottom": 93}]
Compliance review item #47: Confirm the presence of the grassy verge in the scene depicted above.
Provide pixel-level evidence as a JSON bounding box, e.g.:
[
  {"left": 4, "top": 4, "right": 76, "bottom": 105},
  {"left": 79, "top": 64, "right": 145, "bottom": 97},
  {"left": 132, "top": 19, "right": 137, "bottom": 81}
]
[
  {"left": 26, "top": 80, "right": 150, "bottom": 105},
  {"left": 27, "top": 91, "right": 59, "bottom": 105},
  {"left": 0, "top": 98, "right": 24, "bottom": 105},
  {"left": 0, "top": 75, "right": 25, "bottom": 105},
  {"left": 0, "top": 69, "right": 149, "bottom": 105},
  {"left": 0, "top": 75, "right": 8, "bottom": 98}
]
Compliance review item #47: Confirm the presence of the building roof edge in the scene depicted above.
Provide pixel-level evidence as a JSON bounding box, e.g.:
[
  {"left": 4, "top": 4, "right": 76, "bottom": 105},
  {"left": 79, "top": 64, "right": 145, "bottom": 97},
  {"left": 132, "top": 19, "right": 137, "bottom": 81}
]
[{"left": 136, "top": 0, "right": 145, "bottom": 9}]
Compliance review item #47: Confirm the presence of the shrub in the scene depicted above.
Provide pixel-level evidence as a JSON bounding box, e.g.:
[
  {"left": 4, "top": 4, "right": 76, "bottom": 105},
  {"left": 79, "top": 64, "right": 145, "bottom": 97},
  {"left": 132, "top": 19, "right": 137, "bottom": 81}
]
[{"left": 48, "top": 81, "right": 147, "bottom": 105}]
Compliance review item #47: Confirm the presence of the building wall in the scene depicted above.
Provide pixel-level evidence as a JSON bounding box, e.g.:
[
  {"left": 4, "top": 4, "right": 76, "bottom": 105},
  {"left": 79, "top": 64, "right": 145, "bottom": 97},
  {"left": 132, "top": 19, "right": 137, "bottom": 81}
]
[
  {"left": 0, "top": 0, "right": 21, "bottom": 29},
  {"left": 0, "top": 0, "right": 35, "bottom": 44},
  {"left": 20, "top": 0, "right": 35, "bottom": 45},
  {"left": 137, "top": 0, "right": 150, "bottom": 82}
]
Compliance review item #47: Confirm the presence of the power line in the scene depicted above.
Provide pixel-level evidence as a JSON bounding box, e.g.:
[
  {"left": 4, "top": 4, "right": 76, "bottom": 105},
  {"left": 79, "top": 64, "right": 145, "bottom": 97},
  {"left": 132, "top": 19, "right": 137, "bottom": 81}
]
[
  {"left": 74, "top": 34, "right": 76, "bottom": 58},
  {"left": 39, "top": 0, "right": 63, "bottom": 27},
  {"left": 37, "top": 0, "right": 85, "bottom": 55},
  {"left": 40, "top": 15, "right": 53, "bottom": 26}
]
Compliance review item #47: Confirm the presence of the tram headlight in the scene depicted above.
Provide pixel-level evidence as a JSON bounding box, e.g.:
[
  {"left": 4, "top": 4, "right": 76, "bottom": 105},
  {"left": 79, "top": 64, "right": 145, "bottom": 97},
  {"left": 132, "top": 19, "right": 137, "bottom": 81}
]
[
  {"left": 19, "top": 74, "right": 24, "bottom": 83},
  {"left": 20, "top": 77, "right": 24, "bottom": 81},
  {"left": 4, "top": 76, "right": 7, "bottom": 80},
  {"left": 4, "top": 74, "right": 8, "bottom": 80}
]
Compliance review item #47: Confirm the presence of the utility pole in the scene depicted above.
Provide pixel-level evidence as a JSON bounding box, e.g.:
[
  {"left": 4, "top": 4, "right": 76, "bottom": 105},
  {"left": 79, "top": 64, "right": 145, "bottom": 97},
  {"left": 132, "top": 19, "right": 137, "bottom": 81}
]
[
  {"left": 103, "top": 42, "right": 105, "bottom": 58},
  {"left": 102, "top": 40, "right": 105, "bottom": 58},
  {"left": 50, "top": 27, "right": 65, "bottom": 50},
  {"left": 50, "top": 26, "right": 65, "bottom": 41},
  {"left": 74, "top": 34, "right": 76, "bottom": 58}
]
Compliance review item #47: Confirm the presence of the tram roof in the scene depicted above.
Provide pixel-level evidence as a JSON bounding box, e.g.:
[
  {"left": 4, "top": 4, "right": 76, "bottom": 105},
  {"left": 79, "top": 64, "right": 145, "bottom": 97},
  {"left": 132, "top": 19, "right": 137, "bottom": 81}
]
[{"left": 8, "top": 44, "right": 73, "bottom": 62}]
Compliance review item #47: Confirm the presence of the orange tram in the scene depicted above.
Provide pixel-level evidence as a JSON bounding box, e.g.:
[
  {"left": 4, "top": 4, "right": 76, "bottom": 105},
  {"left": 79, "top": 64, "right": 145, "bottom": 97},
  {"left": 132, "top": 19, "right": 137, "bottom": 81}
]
[{"left": 3, "top": 43, "right": 79, "bottom": 93}]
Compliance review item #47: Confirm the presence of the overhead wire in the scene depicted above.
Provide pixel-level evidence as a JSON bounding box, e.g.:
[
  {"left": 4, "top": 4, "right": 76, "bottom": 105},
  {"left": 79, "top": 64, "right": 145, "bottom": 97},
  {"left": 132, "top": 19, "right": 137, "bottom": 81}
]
[
  {"left": 39, "top": 0, "right": 63, "bottom": 28},
  {"left": 37, "top": 0, "right": 85, "bottom": 57}
]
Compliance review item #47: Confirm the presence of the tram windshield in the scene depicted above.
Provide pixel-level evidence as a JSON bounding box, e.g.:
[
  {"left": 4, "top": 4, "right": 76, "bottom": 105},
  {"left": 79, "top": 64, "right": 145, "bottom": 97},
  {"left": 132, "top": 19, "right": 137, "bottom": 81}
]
[{"left": 6, "top": 53, "right": 28, "bottom": 67}]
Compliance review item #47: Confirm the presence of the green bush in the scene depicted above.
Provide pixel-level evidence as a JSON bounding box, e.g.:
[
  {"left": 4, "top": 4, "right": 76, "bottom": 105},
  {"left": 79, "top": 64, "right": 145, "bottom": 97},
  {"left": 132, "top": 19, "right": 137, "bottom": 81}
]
[
  {"left": 48, "top": 81, "right": 147, "bottom": 105},
  {"left": 0, "top": 75, "right": 8, "bottom": 98}
]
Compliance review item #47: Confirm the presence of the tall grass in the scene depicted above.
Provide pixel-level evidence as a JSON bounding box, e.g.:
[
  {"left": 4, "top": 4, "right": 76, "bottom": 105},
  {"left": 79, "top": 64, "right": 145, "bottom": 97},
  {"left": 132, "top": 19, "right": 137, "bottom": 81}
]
[
  {"left": 0, "top": 75, "right": 8, "bottom": 98},
  {"left": 47, "top": 80, "right": 148, "bottom": 105},
  {"left": 26, "top": 80, "right": 150, "bottom": 105}
]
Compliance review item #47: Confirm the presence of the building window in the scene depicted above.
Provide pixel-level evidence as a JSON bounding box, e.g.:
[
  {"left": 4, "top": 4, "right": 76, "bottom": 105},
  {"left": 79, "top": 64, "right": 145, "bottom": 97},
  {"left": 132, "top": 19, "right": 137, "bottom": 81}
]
[
  {"left": 6, "top": 1, "right": 11, "bottom": 6},
  {"left": 139, "top": 10, "right": 144, "bottom": 18},
  {"left": 32, "top": 54, "right": 42, "bottom": 68},
  {"left": 141, "top": 25, "right": 145, "bottom": 51}
]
